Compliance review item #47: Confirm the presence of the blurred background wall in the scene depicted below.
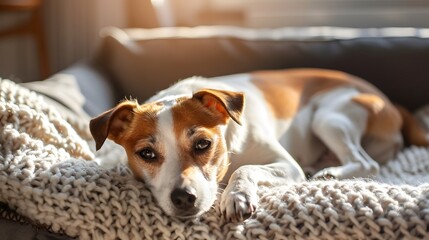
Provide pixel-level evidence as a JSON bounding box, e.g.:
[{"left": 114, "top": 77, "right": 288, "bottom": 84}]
[
  {"left": 0, "top": 0, "right": 429, "bottom": 82},
  {"left": 0, "top": 0, "right": 129, "bottom": 82}
]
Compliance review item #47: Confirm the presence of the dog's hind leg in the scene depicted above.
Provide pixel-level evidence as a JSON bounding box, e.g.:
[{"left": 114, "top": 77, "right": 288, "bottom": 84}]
[{"left": 311, "top": 94, "right": 380, "bottom": 179}]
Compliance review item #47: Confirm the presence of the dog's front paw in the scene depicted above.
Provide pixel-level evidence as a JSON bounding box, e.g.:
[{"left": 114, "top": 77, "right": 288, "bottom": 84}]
[{"left": 220, "top": 187, "right": 258, "bottom": 222}]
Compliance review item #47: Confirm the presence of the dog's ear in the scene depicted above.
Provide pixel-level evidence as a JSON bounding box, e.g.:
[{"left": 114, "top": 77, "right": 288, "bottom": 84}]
[
  {"left": 89, "top": 101, "right": 138, "bottom": 150},
  {"left": 193, "top": 89, "right": 244, "bottom": 125}
]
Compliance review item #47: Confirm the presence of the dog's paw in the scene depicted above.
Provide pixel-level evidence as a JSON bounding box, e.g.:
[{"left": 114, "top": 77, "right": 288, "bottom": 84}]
[{"left": 220, "top": 187, "right": 258, "bottom": 222}]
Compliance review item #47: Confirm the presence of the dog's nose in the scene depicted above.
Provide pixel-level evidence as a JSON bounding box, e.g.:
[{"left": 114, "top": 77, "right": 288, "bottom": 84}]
[{"left": 170, "top": 187, "right": 197, "bottom": 209}]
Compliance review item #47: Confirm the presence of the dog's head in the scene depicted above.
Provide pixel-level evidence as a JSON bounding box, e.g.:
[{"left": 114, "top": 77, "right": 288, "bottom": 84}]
[{"left": 90, "top": 89, "right": 244, "bottom": 218}]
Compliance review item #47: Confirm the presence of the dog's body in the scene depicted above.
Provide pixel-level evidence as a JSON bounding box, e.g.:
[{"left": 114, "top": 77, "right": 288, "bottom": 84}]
[{"left": 90, "top": 68, "right": 428, "bottom": 222}]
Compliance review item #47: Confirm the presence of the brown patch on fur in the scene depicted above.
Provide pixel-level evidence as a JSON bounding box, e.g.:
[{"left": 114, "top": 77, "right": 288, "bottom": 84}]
[
  {"left": 192, "top": 89, "right": 244, "bottom": 125},
  {"left": 352, "top": 94, "right": 402, "bottom": 140},
  {"left": 123, "top": 102, "right": 166, "bottom": 180},
  {"left": 90, "top": 100, "right": 139, "bottom": 151},
  {"left": 396, "top": 105, "right": 429, "bottom": 146},
  {"left": 250, "top": 68, "right": 394, "bottom": 120},
  {"left": 172, "top": 98, "right": 230, "bottom": 182},
  {"left": 251, "top": 69, "right": 356, "bottom": 119},
  {"left": 351, "top": 94, "right": 385, "bottom": 114},
  {"left": 95, "top": 100, "right": 166, "bottom": 180}
]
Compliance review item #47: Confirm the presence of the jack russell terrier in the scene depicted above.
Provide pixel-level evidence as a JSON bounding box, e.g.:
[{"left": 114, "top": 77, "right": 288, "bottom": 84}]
[{"left": 90, "top": 68, "right": 428, "bottom": 222}]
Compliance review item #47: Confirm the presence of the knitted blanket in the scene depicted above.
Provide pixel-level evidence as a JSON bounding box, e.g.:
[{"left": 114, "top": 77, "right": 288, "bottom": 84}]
[{"left": 1, "top": 79, "right": 429, "bottom": 240}]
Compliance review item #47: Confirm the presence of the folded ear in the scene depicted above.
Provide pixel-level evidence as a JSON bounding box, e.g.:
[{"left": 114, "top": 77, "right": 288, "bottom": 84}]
[
  {"left": 192, "top": 89, "right": 244, "bottom": 125},
  {"left": 89, "top": 101, "right": 138, "bottom": 150}
]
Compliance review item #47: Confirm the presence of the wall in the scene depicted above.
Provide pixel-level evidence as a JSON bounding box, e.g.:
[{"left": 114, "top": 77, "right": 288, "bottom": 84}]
[
  {"left": 0, "top": 0, "right": 128, "bottom": 82},
  {"left": 172, "top": 0, "right": 429, "bottom": 28},
  {"left": 3, "top": 0, "right": 429, "bottom": 82},
  {"left": 244, "top": 0, "right": 429, "bottom": 28}
]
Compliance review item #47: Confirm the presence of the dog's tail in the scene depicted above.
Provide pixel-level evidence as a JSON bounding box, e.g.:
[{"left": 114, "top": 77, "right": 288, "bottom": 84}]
[{"left": 396, "top": 105, "right": 429, "bottom": 146}]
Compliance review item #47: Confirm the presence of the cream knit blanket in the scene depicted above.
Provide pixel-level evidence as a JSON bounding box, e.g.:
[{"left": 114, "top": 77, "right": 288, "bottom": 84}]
[{"left": 1, "top": 79, "right": 428, "bottom": 240}]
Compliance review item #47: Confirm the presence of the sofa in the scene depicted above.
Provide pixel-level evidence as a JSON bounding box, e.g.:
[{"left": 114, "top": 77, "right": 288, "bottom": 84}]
[{"left": 1, "top": 26, "right": 429, "bottom": 239}]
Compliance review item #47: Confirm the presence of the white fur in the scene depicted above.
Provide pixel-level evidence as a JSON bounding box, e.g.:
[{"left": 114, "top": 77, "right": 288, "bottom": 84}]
[{"left": 151, "top": 106, "right": 180, "bottom": 215}]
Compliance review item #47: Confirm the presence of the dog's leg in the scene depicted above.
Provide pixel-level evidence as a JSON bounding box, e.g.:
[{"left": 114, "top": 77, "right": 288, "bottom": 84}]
[
  {"left": 221, "top": 143, "right": 305, "bottom": 222},
  {"left": 311, "top": 100, "right": 380, "bottom": 179}
]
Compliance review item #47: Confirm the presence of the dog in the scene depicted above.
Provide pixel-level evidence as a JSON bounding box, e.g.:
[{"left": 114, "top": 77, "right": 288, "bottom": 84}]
[{"left": 89, "top": 68, "right": 428, "bottom": 222}]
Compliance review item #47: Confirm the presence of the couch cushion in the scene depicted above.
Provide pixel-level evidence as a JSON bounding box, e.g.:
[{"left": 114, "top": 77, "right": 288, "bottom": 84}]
[{"left": 100, "top": 26, "right": 429, "bottom": 110}]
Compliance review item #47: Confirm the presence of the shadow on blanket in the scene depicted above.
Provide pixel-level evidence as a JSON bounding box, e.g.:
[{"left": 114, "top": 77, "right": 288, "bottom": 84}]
[{"left": 1, "top": 79, "right": 429, "bottom": 240}]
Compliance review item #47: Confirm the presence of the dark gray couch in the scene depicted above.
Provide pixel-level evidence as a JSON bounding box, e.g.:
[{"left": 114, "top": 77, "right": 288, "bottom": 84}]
[{"left": 91, "top": 27, "right": 429, "bottom": 113}]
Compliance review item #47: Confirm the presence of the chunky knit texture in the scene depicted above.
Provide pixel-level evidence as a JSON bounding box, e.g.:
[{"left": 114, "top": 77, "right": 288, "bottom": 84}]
[{"left": 1, "top": 79, "right": 429, "bottom": 240}]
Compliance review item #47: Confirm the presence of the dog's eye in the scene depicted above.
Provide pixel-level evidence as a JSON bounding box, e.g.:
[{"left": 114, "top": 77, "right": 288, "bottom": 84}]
[
  {"left": 195, "top": 139, "right": 211, "bottom": 151},
  {"left": 138, "top": 148, "right": 157, "bottom": 161}
]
